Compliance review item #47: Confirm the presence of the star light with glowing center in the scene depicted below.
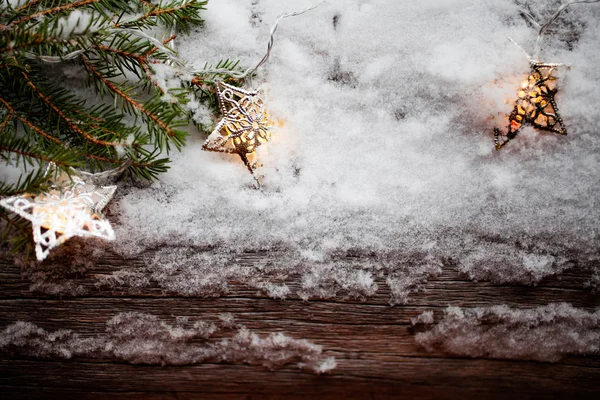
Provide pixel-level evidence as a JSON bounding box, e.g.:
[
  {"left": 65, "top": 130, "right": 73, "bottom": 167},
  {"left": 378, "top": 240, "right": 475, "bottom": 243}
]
[
  {"left": 0, "top": 168, "right": 116, "bottom": 261},
  {"left": 494, "top": 62, "right": 566, "bottom": 150},
  {"left": 202, "top": 81, "right": 273, "bottom": 183}
]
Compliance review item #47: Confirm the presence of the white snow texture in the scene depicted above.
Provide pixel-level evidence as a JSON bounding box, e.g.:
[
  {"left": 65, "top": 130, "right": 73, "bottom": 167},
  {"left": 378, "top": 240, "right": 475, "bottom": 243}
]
[
  {"left": 413, "top": 303, "right": 600, "bottom": 362},
  {"left": 3, "top": 0, "right": 600, "bottom": 370},
  {"left": 0, "top": 312, "right": 336, "bottom": 373},
  {"left": 108, "top": 0, "right": 600, "bottom": 295}
]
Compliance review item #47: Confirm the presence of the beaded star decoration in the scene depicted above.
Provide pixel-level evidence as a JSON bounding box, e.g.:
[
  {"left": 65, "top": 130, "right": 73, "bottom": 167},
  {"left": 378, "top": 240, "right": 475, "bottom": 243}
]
[
  {"left": 0, "top": 166, "right": 116, "bottom": 261},
  {"left": 202, "top": 81, "right": 272, "bottom": 184},
  {"left": 494, "top": 62, "right": 567, "bottom": 150}
]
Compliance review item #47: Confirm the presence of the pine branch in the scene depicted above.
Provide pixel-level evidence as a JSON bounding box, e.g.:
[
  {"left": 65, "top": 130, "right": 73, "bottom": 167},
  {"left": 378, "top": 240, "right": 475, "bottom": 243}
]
[
  {"left": 1, "top": 146, "right": 68, "bottom": 166},
  {"left": 14, "top": 1, "right": 44, "bottom": 13},
  {"left": 0, "top": 95, "right": 62, "bottom": 144},
  {"left": 1, "top": 1, "right": 245, "bottom": 257},
  {"left": 0, "top": 158, "right": 49, "bottom": 196},
  {"left": 95, "top": 34, "right": 177, "bottom": 89},
  {"left": 8, "top": 0, "right": 101, "bottom": 27},
  {"left": 115, "top": 0, "right": 207, "bottom": 32},
  {"left": 19, "top": 69, "right": 124, "bottom": 147},
  {"left": 0, "top": 212, "right": 34, "bottom": 255},
  {"left": 80, "top": 55, "right": 187, "bottom": 150}
]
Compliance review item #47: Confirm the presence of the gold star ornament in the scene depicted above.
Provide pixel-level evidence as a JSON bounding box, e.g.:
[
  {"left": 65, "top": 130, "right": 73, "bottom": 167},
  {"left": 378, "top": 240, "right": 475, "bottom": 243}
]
[
  {"left": 202, "top": 81, "right": 273, "bottom": 184},
  {"left": 0, "top": 166, "right": 116, "bottom": 261},
  {"left": 494, "top": 62, "right": 566, "bottom": 150}
]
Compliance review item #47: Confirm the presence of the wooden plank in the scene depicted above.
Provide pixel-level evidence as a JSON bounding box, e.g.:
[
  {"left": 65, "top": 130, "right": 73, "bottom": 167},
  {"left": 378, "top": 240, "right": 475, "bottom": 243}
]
[
  {"left": 1, "top": 252, "right": 598, "bottom": 309},
  {"left": 0, "top": 359, "right": 599, "bottom": 399},
  {"left": 1, "top": 247, "right": 599, "bottom": 398},
  {"left": 1, "top": 298, "right": 599, "bottom": 368}
]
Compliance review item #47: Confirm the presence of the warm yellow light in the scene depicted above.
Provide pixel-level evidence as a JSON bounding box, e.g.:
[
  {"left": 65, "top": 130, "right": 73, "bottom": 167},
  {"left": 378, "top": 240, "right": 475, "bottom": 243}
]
[
  {"left": 494, "top": 63, "right": 566, "bottom": 150},
  {"left": 203, "top": 81, "right": 276, "bottom": 185}
]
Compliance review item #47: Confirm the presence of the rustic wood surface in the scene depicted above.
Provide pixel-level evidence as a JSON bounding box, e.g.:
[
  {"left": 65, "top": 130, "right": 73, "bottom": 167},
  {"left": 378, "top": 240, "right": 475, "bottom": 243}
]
[{"left": 0, "top": 247, "right": 599, "bottom": 399}]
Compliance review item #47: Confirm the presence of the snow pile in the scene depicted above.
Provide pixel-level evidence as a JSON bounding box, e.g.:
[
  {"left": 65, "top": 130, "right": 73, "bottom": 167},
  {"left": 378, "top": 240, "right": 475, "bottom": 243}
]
[
  {"left": 96, "top": 247, "right": 441, "bottom": 303},
  {"left": 13, "top": 239, "right": 111, "bottom": 296},
  {"left": 0, "top": 312, "right": 336, "bottom": 373},
  {"left": 413, "top": 303, "right": 600, "bottom": 361},
  {"left": 55, "top": 10, "right": 103, "bottom": 38},
  {"left": 13, "top": 242, "right": 440, "bottom": 304},
  {"left": 105, "top": 0, "right": 600, "bottom": 292}
]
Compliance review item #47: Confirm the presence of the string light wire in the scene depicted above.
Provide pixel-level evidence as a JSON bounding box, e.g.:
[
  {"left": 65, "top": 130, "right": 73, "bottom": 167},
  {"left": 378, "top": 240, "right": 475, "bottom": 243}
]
[
  {"left": 507, "top": 0, "right": 599, "bottom": 62},
  {"left": 242, "top": 1, "right": 324, "bottom": 78},
  {"left": 531, "top": 0, "right": 600, "bottom": 60},
  {"left": 186, "top": 0, "right": 325, "bottom": 80},
  {"left": 24, "top": 0, "right": 324, "bottom": 79}
]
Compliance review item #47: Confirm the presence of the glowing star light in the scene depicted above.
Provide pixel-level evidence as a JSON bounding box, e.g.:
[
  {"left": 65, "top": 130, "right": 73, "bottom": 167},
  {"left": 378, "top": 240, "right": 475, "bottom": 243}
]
[
  {"left": 0, "top": 168, "right": 116, "bottom": 261},
  {"left": 202, "top": 81, "right": 272, "bottom": 184},
  {"left": 494, "top": 62, "right": 567, "bottom": 150}
]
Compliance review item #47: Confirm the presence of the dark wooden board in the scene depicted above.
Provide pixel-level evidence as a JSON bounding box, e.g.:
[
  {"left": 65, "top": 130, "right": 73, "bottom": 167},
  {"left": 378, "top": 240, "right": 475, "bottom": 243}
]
[{"left": 1, "top": 248, "right": 599, "bottom": 399}]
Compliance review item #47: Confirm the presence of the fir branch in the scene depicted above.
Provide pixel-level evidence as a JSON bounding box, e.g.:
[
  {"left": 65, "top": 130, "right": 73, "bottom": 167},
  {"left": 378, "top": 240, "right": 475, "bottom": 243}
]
[
  {"left": 115, "top": 0, "right": 206, "bottom": 32},
  {"left": 8, "top": 0, "right": 101, "bottom": 27},
  {"left": 0, "top": 96, "right": 62, "bottom": 144},
  {"left": 1, "top": 0, "right": 225, "bottom": 193},
  {"left": 0, "top": 165, "right": 48, "bottom": 196},
  {"left": 80, "top": 55, "right": 187, "bottom": 150},
  {"left": 94, "top": 34, "right": 177, "bottom": 89},
  {"left": 0, "top": 213, "right": 34, "bottom": 256},
  {"left": 0, "top": 0, "right": 243, "bottom": 258},
  {"left": 15, "top": 0, "right": 44, "bottom": 13},
  {"left": 1, "top": 213, "right": 31, "bottom": 238},
  {"left": 19, "top": 69, "right": 124, "bottom": 147},
  {"left": 0, "top": 111, "right": 11, "bottom": 132},
  {"left": 0, "top": 145, "right": 73, "bottom": 168}
]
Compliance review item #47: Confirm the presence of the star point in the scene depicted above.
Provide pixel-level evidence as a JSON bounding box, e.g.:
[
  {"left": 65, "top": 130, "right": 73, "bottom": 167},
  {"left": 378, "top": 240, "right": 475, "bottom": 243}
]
[
  {"left": 495, "top": 62, "right": 566, "bottom": 150},
  {"left": 0, "top": 167, "right": 116, "bottom": 261},
  {"left": 202, "top": 81, "right": 273, "bottom": 184}
]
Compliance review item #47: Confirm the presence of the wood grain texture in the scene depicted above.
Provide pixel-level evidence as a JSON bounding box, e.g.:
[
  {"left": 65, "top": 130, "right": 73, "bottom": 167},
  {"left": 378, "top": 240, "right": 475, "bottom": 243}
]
[{"left": 0, "top": 248, "right": 599, "bottom": 399}]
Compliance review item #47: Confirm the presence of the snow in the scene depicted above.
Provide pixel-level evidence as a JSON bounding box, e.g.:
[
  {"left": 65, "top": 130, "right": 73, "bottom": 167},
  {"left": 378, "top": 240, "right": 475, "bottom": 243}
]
[
  {"left": 103, "top": 0, "right": 600, "bottom": 298},
  {"left": 413, "top": 303, "right": 600, "bottom": 362},
  {"left": 0, "top": 312, "right": 336, "bottom": 372},
  {"left": 2, "top": 0, "right": 600, "bottom": 369},
  {"left": 95, "top": 247, "right": 440, "bottom": 304},
  {"left": 55, "top": 10, "right": 102, "bottom": 38},
  {"left": 5, "top": 0, "right": 26, "bottom": 9}
]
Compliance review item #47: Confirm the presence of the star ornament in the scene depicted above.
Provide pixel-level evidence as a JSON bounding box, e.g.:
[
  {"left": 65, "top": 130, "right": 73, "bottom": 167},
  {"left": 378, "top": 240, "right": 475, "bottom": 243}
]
[
  {"left": 202, "top": 81, "right": 273, "bottom": 184},
  {"left": 494, "top": 62, "right": 567, "bottom": 150},
  {"left": 0, "top": 169, "right": 116, "bottom": 261}
]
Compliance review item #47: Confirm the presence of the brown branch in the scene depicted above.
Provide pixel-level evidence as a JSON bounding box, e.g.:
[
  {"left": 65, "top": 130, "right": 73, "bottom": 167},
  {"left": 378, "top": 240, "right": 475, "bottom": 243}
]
[
  {"left": 69, "top": 111, "right": 136, "bottom": 145},
  {"left": 0, "top": 146, "right": 71, "bottom": 166},
  {"left": 0, "top": 112, "right": 11, "bottom": 133},
  {"left": 114, "top": 1, "right": 198, "bottom": 28},
  {"left": 0, "top": 96, "right": 62, "bottom": 144},
  {"left": 86, "top": 153, "right": 119, "bottom": 163},
  {"left": 0, "top": 35, "right": 46, "bottom": 54},
  {"left": 20, "top": 71, "right": 125, "bottom": 147},
  {"left": 10, "top": 0, "right": 101, "bottom": 26},
  {"left": 0, "top": 33, "right": 84, "bottom": 55},
  {"left": 145, "top": 4, "right": 194, "bottom": 19},
  {"left": 96, "top": 33, "right": 176, "bottom": 60},
  {"left": 96, "top": 44, "right": 146, "bottom": 61},
  {"left": 86, "top": 153, "right": 153, "bottom": 168},
  {"left": 191, "top": 77, "right": 217, "bottom": 93},
  {"left": 138, "top": 61, "right": 165, "bottom": 94},
  {"left": 73, "top": 109, "right": 105, "bottom": 123},
  {"left": 0, "top": 213, "right": 32, "bottom": 240},
  {"left": 97, "top": 34, "right": 177, "bottom": 95},
  {"left": 15, "top": 0, "right": 43, "bottom": 13},
  {"left": 95, "top": 44, "right": 161, "bottom": 94},
  {"left": 143, "top": 34, "right": 176, "bottom": 57},
  {"left": 81, "top": 57, "right": 176, "bottom": 137}
]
